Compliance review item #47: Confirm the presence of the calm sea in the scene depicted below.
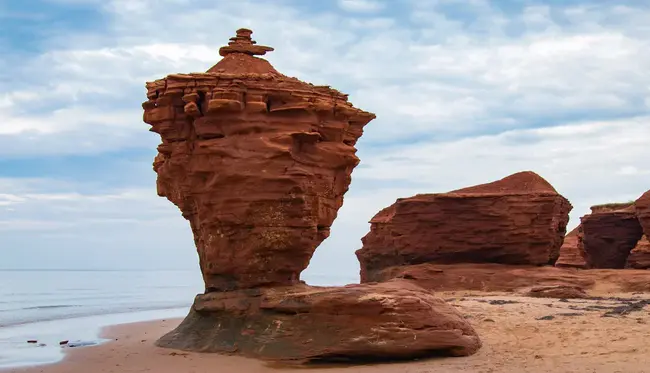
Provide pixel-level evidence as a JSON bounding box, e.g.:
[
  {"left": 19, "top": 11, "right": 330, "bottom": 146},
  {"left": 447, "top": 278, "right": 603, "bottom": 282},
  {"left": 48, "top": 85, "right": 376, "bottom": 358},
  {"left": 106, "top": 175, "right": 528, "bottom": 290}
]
[{"left": 0, "top": 269, "right": 356, "bottom": 368}]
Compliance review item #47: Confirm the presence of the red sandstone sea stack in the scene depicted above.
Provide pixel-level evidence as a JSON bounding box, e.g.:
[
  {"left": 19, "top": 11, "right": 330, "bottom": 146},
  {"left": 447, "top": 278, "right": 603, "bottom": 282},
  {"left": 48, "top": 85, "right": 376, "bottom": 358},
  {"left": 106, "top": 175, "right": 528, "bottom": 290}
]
[
  {"left": 635, "top": 190, "right": 650, "bottom": 238},
  {"left": 144, "top": 30, "right": 374, "bottom": 291},
  {"left": 356, "top": 171, "right": 572, "bottom": 282},
  {"left": 143, "top": 29, "right": 481, "bottom": 363}
]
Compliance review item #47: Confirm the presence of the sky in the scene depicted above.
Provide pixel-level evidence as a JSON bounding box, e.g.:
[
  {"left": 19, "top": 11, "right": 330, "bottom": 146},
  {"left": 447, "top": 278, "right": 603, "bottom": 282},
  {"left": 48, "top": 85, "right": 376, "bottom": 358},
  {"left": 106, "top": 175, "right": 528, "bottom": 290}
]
[{"left": 0, "top": 0, "right": 649, "bottom": 281}]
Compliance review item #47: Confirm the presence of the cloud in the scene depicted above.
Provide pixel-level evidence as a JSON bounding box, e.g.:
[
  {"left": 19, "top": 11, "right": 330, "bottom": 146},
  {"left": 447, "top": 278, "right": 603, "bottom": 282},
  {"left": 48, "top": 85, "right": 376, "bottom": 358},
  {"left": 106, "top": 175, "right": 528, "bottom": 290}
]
[
  {"left": 2, "top": 0, "right": 650, "bottom": 280},
  {"left": 337, "top": 0, "right": 385, "bottom": 13}
]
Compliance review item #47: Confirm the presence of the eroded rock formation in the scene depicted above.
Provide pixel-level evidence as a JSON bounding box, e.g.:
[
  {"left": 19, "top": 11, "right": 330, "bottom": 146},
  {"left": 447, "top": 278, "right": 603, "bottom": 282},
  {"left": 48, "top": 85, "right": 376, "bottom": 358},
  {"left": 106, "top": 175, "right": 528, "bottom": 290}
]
[
  {"left": 580, "top": 204, "right": 643, "bottom": 269},
  {"left": 626, "top": 235, "right": 650, "bottom": 269},
  {"left": 555, "top": 226, "right": 587, "bottom": 268},
  {"left": 144, "top": 29, "right": 480, "bottom": 362},
  {"left": 144, "top": 29, "right": 374, "bottom": 291},
  {"left": 356, "top": 171, "right": 572, "bottom": 282}
]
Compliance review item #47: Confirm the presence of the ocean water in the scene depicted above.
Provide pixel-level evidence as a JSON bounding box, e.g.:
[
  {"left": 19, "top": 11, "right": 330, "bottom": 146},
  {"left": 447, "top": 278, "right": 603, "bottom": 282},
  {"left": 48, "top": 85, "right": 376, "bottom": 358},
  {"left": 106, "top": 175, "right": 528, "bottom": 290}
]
[{"left": 0, "top": 269, "right": 357, "bottom": 368}]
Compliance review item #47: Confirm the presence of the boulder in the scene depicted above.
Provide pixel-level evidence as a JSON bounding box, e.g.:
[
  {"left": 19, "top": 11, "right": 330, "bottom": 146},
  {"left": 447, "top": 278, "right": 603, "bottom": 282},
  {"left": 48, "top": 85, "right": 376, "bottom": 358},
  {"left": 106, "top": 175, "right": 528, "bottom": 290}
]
[
  {"left": 580, "top": 204, "right": 643, "bottom": 269},
  {"left": 555, "top": 226, "right": 587, "bottom": 268},
  {"left": 626, "top": 235, "right": 650, "bottom": 269},
  {"left": 356, "top": 171, "right": 572, "bottom": 282},
  {"left": 157, "top": 280, "right": 482, "bottom": 363}
]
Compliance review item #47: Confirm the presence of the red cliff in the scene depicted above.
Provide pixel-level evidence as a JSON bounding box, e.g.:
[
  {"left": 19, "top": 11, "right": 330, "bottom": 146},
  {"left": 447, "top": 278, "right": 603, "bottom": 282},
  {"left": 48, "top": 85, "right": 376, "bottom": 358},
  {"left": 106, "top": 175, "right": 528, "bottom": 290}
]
[
  {"left": 143, "top": 29, "right": 480, "bottom": 362},
  {"left": 580, "top": 203, "right": 643, "bottom": 269},
  {"left": 356, "top": 171, "right": 572, "bottom": 282}
]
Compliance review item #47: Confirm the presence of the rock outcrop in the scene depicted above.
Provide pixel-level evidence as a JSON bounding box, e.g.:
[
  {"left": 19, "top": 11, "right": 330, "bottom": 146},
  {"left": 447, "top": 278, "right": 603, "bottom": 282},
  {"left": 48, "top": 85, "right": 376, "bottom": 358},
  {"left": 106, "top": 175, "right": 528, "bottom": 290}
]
[
  {"left": 526, "top": 285, "right": 588, "bottom": 299},
  {"left": 580, "top": 204, "right": 643, "bottom": 269},
  {"left": 555, "top": 226, "right": 587, "bottom": 268},
  {"left": 636, "top": 190, "right": 650, "bottom": 237},
  {"left": 144, "top": 29, "right": 481, "bottom": 362},
  {"left": 157, "top": 280, "right": 481, "bottom": 362},
  {"left": 367, "top": 263, "right": 650, "bottom": 293},
  {"left": 626, "top": 235, "right": 650, "bottom": 269},
  {"left": 356, "top": 171, "right": 572, "bottom": 282},
  {"left": 143, "top": 29, "right": 375, "bottom": 291}
]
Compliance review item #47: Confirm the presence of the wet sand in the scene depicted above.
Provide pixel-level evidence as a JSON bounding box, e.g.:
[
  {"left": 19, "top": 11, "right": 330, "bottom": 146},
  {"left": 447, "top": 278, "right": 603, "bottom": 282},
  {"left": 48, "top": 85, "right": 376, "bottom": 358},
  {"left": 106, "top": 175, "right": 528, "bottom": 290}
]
[{"left": 5, "top": 293, "right": 650, "bottom": 373}]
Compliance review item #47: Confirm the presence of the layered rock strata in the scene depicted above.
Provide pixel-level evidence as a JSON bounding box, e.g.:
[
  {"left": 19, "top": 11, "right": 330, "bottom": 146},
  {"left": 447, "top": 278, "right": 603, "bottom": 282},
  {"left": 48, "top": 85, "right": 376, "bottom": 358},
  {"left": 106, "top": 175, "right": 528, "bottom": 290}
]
[
  {"left": 555, "top": 226, "right": 587, "bottom": 268},
  {"left": 356, "top": 171, "right": 572, "bottom": 282},
  {"left": 143, "top": 29, "right": 375, "bottom": 291},
  {"left": 580, "top": 204, "right": 643, "bottom": 269},
  {"left": 144, "top": 29, "right": 481, "bottom": 362},
  {"left": 635, "top": 190, "right": 650, "bottom": 239}
]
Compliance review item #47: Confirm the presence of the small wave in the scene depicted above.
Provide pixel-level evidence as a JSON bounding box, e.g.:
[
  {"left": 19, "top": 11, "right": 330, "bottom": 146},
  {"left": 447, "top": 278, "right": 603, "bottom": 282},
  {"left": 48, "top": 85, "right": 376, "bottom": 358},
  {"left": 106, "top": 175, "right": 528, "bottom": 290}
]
[
  {"left": 21, "top": 305, "right": 78, "bottom": 310},
  {"left": 0, "top": 303, "right": 191, "bottom": 328}
]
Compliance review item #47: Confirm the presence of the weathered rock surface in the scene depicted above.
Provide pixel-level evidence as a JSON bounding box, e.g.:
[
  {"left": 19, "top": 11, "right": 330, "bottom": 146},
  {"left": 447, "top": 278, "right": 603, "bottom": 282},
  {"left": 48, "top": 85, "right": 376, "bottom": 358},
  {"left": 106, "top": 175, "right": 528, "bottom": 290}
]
[
  {"left": 526, "top": 285, "right": 588, "bottom": 299},
  {"left": 156, "top": 280, "right": 482, "bottom": 362},
  {"left": 636, "top": 190, "right": 650, "bottom": 237},
  {"left": 356, "top": 171, "right": 572, "bottom": 281},
  {"left": 580, "top": 204, "right": 643, "bottom": 269},
  {"left": 555, "top": 226, "right": 587, "bottom": 268},
  {"left": 143, "top": 29, "right": 375, "bottom": 291},
  {"left": 368, "top": 263, "right": 650, "bottom": 293},
  {"left": 626, "top": 235, "right": 650, "bottom": 269}
]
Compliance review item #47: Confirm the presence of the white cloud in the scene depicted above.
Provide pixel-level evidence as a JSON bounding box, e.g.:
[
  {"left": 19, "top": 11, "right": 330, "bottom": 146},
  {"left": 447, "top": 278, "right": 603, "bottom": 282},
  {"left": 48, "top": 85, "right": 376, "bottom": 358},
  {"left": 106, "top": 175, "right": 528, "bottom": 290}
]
[
  {"left": 2, "top": 0, "right": 650, "bottom": 278},
  {"left": 338, "top": 0, "right": 385, "bottom": 13}
]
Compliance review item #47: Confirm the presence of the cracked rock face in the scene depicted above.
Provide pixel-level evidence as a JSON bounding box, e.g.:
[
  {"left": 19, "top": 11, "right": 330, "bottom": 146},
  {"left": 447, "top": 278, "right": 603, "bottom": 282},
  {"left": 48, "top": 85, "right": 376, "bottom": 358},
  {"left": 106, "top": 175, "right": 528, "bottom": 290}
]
[
  {"left": 143, "top": 29, "right": 375, "bottom": 291},
  {"left": 356, "top": 171, "right": 572, "bottom": 282}
]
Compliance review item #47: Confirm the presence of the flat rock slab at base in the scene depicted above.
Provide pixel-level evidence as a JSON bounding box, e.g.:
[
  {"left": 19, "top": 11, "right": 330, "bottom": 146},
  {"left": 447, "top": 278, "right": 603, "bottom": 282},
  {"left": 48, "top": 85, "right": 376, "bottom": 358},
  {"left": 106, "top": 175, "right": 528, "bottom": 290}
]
[{"left": 156, "top": 280, "right": 481, "bottom": 363}]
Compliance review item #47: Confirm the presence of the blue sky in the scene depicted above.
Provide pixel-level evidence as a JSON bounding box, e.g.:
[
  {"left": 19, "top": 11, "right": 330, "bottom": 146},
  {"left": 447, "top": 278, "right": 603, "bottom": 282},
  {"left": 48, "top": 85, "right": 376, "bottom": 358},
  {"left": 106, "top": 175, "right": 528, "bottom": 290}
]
[{"left": 1, "top": 0, "right": 649, "bottom": 281}]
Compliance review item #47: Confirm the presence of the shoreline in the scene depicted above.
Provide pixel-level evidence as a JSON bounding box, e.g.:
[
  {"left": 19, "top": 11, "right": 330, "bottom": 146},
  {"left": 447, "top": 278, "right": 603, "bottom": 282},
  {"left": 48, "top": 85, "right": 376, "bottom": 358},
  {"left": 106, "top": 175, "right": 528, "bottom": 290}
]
[
  {"left": 0, "top": 308, "right": 190, "bottom": 370},
  {"left": 4, "top": 292, "right": 650, "bottom": 373}
]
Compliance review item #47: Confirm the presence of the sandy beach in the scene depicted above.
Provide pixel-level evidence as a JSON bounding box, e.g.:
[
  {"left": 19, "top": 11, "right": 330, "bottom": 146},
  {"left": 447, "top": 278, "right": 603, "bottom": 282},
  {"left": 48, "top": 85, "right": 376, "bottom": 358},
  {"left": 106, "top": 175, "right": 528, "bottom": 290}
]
[{"left": 5, "top": 292, "right": 650, "bottom": 373}]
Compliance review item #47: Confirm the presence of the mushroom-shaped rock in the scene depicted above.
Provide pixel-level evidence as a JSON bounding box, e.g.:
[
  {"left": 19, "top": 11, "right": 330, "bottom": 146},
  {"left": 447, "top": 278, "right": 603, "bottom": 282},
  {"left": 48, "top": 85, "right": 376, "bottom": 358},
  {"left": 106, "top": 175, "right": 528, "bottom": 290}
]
[
  {"left": 580, "top": 203, "right": 643, "bottom": 269},
  {"left": 144, "top": 29, "right": 480, "bottom": 363},
  {"left": 356, "top": 171, "right": 572, "bottom": 282},
  {"left": 144, "top": 29, "right": 375, "bottom": 292}
]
